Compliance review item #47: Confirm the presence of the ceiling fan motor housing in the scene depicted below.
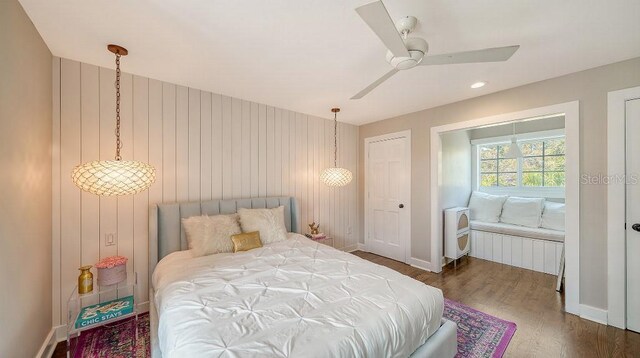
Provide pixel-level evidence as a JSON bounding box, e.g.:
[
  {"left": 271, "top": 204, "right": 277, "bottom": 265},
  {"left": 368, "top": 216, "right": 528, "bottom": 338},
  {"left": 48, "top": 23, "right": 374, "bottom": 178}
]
[{"left": 385, "top": 37, "right": 428, "bottom": 70}]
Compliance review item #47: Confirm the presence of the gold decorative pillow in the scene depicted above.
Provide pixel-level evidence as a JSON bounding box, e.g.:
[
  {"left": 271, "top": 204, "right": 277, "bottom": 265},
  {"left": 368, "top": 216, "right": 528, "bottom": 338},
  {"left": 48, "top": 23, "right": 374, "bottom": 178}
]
[{"left": 231, "top": 231, "right": 263, "bottom": 253}]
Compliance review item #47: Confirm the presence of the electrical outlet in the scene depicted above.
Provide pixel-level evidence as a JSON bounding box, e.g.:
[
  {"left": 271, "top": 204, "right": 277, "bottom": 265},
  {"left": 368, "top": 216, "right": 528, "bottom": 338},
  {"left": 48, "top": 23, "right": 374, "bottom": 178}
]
[
  {"left": 347, "top": 226, "right": 352, "bottom": 235},
  {"left": 105, "top": 233, "right": 117, "bottom": 246}
]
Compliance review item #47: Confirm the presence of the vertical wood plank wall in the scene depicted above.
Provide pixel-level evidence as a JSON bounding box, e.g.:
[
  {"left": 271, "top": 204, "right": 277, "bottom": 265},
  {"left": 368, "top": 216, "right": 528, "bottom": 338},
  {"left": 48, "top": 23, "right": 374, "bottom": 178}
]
[{"left": 52, "top": 58, "right": 359, "bottom": 326}]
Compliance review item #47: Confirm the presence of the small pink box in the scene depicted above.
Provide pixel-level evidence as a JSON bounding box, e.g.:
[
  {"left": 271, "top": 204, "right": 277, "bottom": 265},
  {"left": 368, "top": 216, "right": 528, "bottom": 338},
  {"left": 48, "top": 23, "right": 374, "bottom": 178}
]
[{"left": 95, "top": 256, "right": 128, "bottom": 286}]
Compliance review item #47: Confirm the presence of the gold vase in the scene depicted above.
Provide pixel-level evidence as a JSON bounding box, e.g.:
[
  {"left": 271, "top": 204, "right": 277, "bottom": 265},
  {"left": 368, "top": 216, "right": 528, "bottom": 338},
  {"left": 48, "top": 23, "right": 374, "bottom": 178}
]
[{"left": 78, "top": 265, "right": 93, "bottom": 294}]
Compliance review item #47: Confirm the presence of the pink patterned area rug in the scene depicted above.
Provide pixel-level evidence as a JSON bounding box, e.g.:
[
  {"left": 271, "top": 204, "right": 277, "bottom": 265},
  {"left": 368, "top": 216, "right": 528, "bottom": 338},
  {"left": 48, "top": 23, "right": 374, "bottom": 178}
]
[
  {"left": 72, "top": 301, "right": 515, "bottom": 357},
  {"left": 71, "top": 313, "right": 150, "bottom": 358},
  {"left": 444, "top": 298, "right": 517, "bottom": 358}
]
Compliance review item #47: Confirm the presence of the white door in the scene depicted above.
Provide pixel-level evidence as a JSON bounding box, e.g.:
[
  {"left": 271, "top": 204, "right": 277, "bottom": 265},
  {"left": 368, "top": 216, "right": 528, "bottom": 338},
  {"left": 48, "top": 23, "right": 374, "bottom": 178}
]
[
  {"left": 626, "top": 98, "right": 640, "bottom": 332},
  {"left": 366, "top": 133, "right": 410, "bottom": 262}
]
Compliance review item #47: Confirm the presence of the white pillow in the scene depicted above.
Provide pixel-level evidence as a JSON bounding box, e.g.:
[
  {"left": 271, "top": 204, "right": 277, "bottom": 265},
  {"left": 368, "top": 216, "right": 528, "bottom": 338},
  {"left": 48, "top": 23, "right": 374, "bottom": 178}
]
[
  {"left": 238, "top": 206, "right": 288, "bottom": 245},
  {"left": 541, "top": 202, "right": 565, "bottom": 231},
  {"left": 468, "top": 191, "right": 508, "bottom": 223},
  {"left": 500, "top": 197, "right": 545, "bottom": 228},
  {"left": 182, "top": 214, "right": 241, "bottom": 257}
]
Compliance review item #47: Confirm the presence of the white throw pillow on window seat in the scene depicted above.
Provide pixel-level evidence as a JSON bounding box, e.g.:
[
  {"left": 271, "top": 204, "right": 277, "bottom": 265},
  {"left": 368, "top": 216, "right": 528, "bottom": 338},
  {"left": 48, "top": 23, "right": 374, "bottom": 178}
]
[
  {"left": 468, "top": 191, "right": 508, "bottom": 223},
  {"left": 541, "top": 201, "right": 565, "bottom": 231},
  {"left": 499, "top": 196, "right": 545, "bottom": 228}
]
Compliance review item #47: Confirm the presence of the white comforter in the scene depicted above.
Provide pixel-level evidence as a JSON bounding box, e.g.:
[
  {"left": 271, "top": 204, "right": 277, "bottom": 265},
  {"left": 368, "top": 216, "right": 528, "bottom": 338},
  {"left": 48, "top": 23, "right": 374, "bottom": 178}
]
[{"left": 152, "top": 233, "right": 443, "bottom": 358}]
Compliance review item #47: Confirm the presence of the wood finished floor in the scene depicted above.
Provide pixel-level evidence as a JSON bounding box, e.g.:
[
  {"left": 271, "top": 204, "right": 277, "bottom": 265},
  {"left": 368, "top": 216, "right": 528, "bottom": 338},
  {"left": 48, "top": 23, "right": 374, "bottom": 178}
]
[
  {"left": 54, "top": 252, "right": 640, "bottom": 358},
  {"left": 353, "top": 251, "right": 640, "bottom": 358}
]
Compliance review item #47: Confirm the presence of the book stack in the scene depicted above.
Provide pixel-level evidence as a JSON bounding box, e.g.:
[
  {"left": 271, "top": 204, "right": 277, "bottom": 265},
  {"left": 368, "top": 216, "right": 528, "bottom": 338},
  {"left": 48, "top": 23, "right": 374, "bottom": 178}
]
[
  {"left": 311, "top": 233, "right": 327, "bottom": 240},
  {"left": 75, "top": 295, "right": 134, "bottom": 329}
]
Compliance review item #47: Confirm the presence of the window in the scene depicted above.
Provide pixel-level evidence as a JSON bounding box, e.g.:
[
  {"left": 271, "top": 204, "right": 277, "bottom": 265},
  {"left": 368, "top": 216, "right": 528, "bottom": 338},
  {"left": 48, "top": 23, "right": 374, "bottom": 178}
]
[{"left": 479, "top": 136, "right": 565, "bottom": 188}]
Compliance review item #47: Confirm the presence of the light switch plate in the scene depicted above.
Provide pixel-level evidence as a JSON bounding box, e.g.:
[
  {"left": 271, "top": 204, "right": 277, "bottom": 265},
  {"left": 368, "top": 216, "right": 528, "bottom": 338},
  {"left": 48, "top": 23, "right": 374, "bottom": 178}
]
[{"left": 105, "top": 233, "right": 117, "bottom": 246}]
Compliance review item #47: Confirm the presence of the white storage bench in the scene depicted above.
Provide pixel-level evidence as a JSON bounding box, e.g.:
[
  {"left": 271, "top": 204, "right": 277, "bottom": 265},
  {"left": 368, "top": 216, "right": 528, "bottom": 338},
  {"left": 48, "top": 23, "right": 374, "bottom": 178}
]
[
  {"left": 469, "top": 222, "right": 563, "bottom": 275},
  {"left": 466, "top": 191, "right": 565, "bottom": 276}
]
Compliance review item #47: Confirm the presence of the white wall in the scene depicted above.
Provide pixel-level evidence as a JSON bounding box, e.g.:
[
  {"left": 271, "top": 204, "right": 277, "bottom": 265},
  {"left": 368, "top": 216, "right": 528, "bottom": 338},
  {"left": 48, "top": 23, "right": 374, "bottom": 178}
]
[
  {"left": 52, "top": 58, "right": 359, "bottom": 326},
  {"left": 0, "top": 1, "right": 52, "bottom": 356},
  {"left": 468, "top": 115, "right": 565, "bottom": 140},
  {"left": 440, "top": 131, "right": 472, "bottom": 210}
]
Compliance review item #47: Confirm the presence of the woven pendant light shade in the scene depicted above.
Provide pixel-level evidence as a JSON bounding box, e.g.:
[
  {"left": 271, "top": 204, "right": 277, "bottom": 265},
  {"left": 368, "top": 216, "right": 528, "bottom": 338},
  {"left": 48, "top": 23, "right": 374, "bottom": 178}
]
[
  {"left": 72, "top": 160, "right": 156, "bottom": 196},
  {"left": 320, "top": 167, "right": 353, "bottom": 187},
  {"left": 72, "top": 45, "right": 155, "bottom": 196}
]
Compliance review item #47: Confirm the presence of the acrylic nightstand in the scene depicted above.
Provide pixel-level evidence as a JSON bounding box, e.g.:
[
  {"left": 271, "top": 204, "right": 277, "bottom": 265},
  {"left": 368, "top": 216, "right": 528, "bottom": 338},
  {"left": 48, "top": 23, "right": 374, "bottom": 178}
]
[
  {"left": 66, "top": 272, "right": 138, "bottom": 357},
  {"left": 310, "top": 236, "right": 334, "bottom": 247}
]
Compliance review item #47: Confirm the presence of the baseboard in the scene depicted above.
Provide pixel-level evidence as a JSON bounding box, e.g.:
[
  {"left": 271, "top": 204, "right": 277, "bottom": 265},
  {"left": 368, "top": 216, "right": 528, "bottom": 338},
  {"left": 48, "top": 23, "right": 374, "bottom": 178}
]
[
  {"left": 580, "top": 304, "right": 608, "bottom": 325},
  {"left": 357, "top": 243, "right": 367, "bottom": 251},
  {"left": 36, "top": 327, "right": 57, "bottom": 358},
  {"left": 409, "top": 257, "right": 433, "bottom": 272},
  {"left": 343, "top": 244, "right": 358, "bottom": 252}
]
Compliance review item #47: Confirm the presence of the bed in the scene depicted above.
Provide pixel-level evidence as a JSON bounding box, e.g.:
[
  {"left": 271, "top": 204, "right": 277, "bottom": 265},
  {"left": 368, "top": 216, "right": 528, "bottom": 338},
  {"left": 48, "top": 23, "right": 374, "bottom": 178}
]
[{"left": 149, "top": 197, "right": 457, "bottom": 357}]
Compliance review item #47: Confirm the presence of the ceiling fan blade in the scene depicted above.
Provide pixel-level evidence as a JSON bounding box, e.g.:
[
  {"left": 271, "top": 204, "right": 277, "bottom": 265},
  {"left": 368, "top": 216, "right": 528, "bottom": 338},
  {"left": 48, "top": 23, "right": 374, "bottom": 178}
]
[
  {"left": 351, "top": 69, "right": 399, "bottom": 100},
  {"left": 420, "top": 45, "right": 520, "bottom": 66},
  {"left": 355, "top": 1, "right": 410, "bottom": 58}
]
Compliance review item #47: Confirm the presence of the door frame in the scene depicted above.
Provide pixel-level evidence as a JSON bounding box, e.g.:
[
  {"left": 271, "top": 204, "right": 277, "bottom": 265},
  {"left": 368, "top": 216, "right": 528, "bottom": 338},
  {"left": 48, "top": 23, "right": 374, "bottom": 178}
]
[
  {"left": 607, "top": 85, "right": 640, "bottom": 329},
  {"left": 430, "top": 101, "right": 580, "bottom": 315},
  {"left": 364, "top": 130, "right": 412, "bottom": 264}
]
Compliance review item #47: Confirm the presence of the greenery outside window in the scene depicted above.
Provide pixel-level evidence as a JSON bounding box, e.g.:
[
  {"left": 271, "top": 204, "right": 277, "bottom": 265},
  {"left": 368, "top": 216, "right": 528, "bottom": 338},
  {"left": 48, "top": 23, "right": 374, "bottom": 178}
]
[{"left": 479, "top": 136, "right": 565, "bottom": 188}]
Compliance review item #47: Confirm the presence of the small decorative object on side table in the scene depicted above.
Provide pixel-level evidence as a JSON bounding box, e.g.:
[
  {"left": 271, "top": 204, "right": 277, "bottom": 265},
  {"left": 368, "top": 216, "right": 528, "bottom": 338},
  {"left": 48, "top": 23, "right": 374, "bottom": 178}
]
[
  {"left": 67, "top": 272, "right": 138, "bottom": 357},
  {"left": 95, "top": 255, "right": 128, "bottom": 286},
  {"left": 308, "top": 222, "right": 320, "bottom": 235},
  {"left": 305, "top": 232, "right": 334, "bottom": 248}
]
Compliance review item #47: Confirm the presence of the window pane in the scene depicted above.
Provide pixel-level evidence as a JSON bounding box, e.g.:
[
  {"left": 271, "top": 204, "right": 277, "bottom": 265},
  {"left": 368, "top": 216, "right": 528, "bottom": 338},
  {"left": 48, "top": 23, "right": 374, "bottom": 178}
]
[
  {"left": 498, "top": 158, "right": 517, "bottom": 172},
  {"left": 480, "top": 174, "right": 497, "bottom": 187},
  {"left": 544, "top": 138, "right": 565, "bottom": 155},
  {"left": 523, "top": 156, "right": 543, "bottom": 171},
  {"left": 497, "top": 145, "right": 511, "bottom": 158},
  {"left": 498, "top": 173, "right": 517, "bottom": 187},
  {"left": 522, "top": 172, "right": 543, "bottom": 186},
  {"left": 521, "top": 141, "right": 543, "bottom": 156},
  {"left": 544, "top": 155, "right": 565, "bottom": 171},
  {"left": 480, "top": 146, "right": 497, "bottom": 159},
  {"left": 480, "top": 159, "right": 497, "bottom": 173},
  {"left": 544, "top": 172, "right": 566, "bottom": 187}
]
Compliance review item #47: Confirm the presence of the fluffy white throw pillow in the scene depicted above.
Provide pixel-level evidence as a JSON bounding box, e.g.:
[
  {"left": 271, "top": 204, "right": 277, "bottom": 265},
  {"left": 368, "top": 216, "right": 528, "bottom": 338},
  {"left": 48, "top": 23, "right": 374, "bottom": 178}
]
[
  {"left": 238, "top": 206, "right": 288, "bottom": 245},
  {"left": 541, "top": 201, "right": 565, "bottom": 231},
  {"left": 182, "top": 214, "right": 241, "bottom": 257},
  {"left": 500, "top": 197, "right": 545, "bottom": 228},
  {"left": 468, "top": 191, "right": 508, "bottom": 223}
]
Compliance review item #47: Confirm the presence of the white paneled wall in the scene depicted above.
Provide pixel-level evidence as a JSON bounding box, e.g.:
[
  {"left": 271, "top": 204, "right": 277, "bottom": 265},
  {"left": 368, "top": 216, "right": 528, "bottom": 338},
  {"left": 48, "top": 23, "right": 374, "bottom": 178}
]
[
  {"left": 469, "top": 230, "right": 563, "bottom": 275},
  {"left": 52, "top": 58, "right": 359, "bottom": 326}
]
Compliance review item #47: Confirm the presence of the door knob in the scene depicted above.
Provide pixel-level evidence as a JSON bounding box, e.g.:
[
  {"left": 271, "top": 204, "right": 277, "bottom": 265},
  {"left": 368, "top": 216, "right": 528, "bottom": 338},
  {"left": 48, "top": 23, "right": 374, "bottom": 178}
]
[
  {"left": 632, "top": 223, "right": 640, "bottom": 232},
  {"left": 399, "top": 204, "right": 404, "bottom": 208}
]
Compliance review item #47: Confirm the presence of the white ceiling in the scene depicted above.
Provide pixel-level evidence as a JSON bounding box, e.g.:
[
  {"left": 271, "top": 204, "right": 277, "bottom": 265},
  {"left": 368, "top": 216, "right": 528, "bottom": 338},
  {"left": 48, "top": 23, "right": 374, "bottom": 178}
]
[{"left": 19, "top": 0, "right": 640, "bottom": 125}]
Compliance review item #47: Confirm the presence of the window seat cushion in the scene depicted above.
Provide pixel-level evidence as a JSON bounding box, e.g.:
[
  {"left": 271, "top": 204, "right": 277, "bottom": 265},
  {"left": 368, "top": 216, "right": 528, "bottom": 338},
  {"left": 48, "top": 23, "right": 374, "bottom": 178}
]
[{"left": 470, "top": 220, "right": 564, "bottom": 242}]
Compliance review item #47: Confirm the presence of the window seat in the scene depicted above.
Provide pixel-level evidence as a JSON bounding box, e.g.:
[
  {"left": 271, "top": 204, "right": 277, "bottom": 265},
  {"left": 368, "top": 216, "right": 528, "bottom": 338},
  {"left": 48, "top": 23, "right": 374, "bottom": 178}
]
[{"left": 469, "top": 220, "right": 564, "bottom": 242}]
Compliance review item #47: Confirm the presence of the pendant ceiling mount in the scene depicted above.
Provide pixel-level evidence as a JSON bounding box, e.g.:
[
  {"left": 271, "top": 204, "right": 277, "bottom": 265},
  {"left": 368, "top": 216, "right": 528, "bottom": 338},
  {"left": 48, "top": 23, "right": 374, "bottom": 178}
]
[
  {"left": 72, "top": 44, "right": 156, "bottom": 196},
  {"left": 107, "top": 44, "right": 128, "bottom": 56}
]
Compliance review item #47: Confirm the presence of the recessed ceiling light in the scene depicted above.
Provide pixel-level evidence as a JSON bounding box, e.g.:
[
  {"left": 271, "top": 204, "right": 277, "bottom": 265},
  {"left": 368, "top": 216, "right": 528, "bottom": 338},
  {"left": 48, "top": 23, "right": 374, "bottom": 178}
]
[{"left": 470, "top": 81, "right": 486, "bottom": 89}]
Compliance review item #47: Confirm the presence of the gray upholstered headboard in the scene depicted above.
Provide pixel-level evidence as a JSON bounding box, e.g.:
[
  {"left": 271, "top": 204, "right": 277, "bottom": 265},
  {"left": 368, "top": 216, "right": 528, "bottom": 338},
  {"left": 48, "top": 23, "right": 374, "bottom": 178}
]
[{"left": 149, "top": 197, "right": 298, "bottom": 275}]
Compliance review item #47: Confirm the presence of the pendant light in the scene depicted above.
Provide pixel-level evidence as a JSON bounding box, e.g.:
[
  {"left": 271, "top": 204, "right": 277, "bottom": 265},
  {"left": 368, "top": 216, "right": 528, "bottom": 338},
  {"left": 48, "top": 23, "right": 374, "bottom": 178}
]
[
  {"left": 72, "top": 45, "right": 156, "bottom": 196},
  {"left": 320, "top": 108, "right": 353, "bottom": 187},
  {"left": 504, "top": 122, "right": 523, "bottom": 159}
]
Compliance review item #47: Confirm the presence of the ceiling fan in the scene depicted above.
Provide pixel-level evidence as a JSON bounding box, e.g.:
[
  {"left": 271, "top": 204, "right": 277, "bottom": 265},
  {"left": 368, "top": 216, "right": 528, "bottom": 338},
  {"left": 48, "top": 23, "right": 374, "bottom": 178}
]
[{"left": 351, "top": 0, "right": 520, "bottom": 99}]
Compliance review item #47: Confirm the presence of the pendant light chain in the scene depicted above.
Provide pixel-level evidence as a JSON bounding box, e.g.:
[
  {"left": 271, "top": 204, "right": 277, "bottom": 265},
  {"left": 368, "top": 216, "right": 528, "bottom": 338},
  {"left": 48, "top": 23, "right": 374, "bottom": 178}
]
[
  {"left": 115, "top": 53, "right": 122, "bottom": 161},
  {"left": 334, "top": 111, "right": 338, "bottom": 167}
]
